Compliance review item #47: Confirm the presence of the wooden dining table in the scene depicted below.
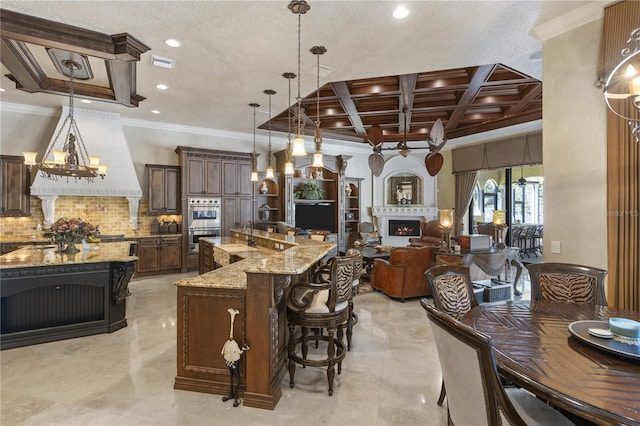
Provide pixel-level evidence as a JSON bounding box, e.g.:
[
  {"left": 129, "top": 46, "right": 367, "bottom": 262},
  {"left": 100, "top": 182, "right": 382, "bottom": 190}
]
[{"left": 462, "top": 301, "right": 640, "bottom": 426}]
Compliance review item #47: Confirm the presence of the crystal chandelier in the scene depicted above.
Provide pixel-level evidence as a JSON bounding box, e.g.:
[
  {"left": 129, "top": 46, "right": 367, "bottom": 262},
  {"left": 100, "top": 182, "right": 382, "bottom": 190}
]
[
  {"left": 23, "top": 60, "right": 106, "bottom": 182},
  {"left": 289, "top": 0, "right": 310, "bottom": 156},
  {"left": 603, "top": 27, "right": 640, "bottom": 142},
  {"left": 310, "top": 45, "right": 326, "bottom": 168},
  {"left": 282, "top": 72, "right": 296, "bottom": 175},
  {"left": 249, "top": 102, "right": 260, "bottom": 182},
  {"left": 264, "top": 89, "right": 276, "bottom": 179}
]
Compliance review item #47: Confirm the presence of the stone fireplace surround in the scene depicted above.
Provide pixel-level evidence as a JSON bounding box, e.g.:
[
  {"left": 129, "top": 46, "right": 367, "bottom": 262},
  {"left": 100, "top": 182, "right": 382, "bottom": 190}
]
[
  {"left": 371, "top": 155, "right": 438, "bottom": 246},
  {"left": 372, "top": 206, "right": 438, "bottom": 246}
]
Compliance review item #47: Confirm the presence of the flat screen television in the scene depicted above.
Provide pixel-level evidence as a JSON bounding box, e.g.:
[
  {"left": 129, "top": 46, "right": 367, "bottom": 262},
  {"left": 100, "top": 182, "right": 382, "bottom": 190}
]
[{"left": 295, "top": 202, "right": 335, "bottom": 233}]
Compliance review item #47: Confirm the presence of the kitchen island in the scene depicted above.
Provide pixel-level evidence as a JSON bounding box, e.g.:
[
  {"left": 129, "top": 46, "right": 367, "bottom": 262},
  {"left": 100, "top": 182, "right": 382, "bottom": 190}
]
[
  {"left": 0, "top": 242, "right": 137, "bottom": 350},
  {"left": 174, "top": 229, "right": 334, "bottom": 410}
]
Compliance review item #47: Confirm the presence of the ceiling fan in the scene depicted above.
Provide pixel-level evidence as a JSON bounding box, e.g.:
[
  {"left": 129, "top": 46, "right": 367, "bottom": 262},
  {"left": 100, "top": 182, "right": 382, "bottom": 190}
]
[
  {"left": 513, "top": 165, "right": 536, "bottom": 186},
  {"left": 365, "top": 109, "right": 448, "bottom": 176}
]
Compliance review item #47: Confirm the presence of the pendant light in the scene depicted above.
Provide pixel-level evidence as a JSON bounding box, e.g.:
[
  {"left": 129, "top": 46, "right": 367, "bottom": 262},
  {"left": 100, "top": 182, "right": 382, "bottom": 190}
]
[
  {"left": 289, "top": 0, "right": 310, "bottom": 156},
  {"left": 283, "top": 72, "right": 296, "bottom": 175},
  {"left": 310, "top": 45, "right": 326, "bottom": 168},
  {"left": 264, "top": 89, "right": 276, "bottom": 179},
  {"left": 249, "top": 102, "right": 260, "bottom": 182}
]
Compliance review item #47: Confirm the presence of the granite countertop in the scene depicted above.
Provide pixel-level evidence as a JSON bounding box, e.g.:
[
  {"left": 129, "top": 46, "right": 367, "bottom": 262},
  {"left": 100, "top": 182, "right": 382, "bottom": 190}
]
[
  {"left": 0, "top": 242, "right": 138, "bottom": 269},
  {"left": 175, "top": 229, "right": 335, "bottom": 290},
  {"left": 0, "top": 233, "right": 181, "bottom": 244}
]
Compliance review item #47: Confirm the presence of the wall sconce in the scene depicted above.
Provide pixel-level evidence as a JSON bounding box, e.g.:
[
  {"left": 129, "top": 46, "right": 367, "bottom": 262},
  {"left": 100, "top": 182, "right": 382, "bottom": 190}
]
[
  {"left": 492, "top": 209, "right": 507, "bottom": 249},
  {"left": 438, "top": 209, "right": 454, "bottom": 252}
]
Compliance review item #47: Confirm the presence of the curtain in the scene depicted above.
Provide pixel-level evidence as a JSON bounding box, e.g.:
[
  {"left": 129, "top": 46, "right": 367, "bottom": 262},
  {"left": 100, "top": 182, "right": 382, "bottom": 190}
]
[
  {"left": 451, "top": 133, "right": 542, "bottom": 173},
  {"left": 602, "top": 0, "right": 640, "bottom": 310},
  {"left": 454, "top": 171, "right": 478, "bottom": 236}
]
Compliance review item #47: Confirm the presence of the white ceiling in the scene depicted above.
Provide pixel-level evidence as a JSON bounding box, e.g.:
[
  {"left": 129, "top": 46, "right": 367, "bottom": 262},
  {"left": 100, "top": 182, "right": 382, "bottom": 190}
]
[{"left": 0, "top": 0, "right": 606, "bottom": 150}]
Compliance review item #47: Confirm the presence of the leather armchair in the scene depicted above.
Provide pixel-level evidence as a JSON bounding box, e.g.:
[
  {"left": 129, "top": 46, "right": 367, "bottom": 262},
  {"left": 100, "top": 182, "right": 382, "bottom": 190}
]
[
  {"left": 408, "top": 220, "right": 442, "bottom": 248},
  {"left": 370, "top": 246, "right": 437, "bottom": 301}
]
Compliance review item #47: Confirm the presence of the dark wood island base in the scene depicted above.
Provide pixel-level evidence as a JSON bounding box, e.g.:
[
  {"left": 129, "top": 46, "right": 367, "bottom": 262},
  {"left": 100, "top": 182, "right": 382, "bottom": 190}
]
[
  {"left": 174, "top": 231, "right": 334, "bottom": 410},
  {"left": 0, "top": 242, "right": 137, "bottom": 350}
]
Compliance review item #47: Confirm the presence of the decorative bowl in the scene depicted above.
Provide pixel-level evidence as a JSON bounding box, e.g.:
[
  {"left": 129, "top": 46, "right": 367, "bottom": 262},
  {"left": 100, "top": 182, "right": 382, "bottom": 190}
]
[
  {"left": 609, "top": 317, "right": 640, "bottom": 339},
  {"left": 375, "top": 245, "right": 391, "bottom": 253}
]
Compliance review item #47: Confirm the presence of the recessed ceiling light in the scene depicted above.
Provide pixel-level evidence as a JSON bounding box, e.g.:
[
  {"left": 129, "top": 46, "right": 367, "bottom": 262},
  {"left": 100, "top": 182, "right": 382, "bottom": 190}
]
[
  {"left": 151, "top": 110, "right": 161, "bottom": 114},
  {"left": 164, "top": 39, "right": 181, "bottom": 48},
  {"left": 156, "top": 84, "right": 169, "bottom": 90},
  {"left": 393, "top": 6, "right": 409, "bottom": 19},
  {"left": 81, "top": 99, "right": 91, "bottom": 104},
  {"left": 0, "top": 88, "right": 5, "bottom": 92}
]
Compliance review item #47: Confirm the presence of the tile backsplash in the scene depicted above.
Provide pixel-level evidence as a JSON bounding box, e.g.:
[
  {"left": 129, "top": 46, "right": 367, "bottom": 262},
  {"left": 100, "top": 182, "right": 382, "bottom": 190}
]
[{"left": 0, "top": 196, "right": 181, "bottom": 241}]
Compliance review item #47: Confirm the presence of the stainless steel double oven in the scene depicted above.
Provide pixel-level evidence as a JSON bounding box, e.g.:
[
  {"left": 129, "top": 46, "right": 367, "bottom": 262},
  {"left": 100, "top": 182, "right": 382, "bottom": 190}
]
[{"left": 187, "top": 197, "right": 221, "bottom": 252}]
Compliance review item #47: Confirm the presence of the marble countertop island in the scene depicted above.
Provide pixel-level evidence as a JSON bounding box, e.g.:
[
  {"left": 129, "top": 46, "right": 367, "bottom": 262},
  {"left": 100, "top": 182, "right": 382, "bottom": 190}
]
[
  {"left": 0, "top": 241, "right": 137, "bottom": 269},
  {"left": 175, "top": 229, "right": 334, "bottom": 290}
]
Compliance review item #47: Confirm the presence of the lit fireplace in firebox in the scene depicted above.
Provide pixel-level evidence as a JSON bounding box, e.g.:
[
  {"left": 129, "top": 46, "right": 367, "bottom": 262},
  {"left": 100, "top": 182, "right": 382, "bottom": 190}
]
[{"left": 388, "top": 220, "right": 421, "bottom": 236}]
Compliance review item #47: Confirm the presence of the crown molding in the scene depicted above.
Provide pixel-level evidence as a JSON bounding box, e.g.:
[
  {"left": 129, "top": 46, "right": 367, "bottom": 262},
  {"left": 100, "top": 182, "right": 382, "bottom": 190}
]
[{"left": 531, "top": 1, "right": 609, "bottom": 41}]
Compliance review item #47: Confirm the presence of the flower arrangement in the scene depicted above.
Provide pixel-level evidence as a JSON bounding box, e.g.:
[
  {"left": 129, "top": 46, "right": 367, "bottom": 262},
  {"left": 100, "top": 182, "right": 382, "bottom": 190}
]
[{"left": 44, "top": 217, "right": 98, "bottom": 244}]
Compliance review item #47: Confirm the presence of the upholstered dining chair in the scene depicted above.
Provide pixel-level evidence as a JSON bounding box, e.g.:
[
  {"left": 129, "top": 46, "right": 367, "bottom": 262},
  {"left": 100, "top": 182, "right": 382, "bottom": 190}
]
[
  {"left": 287, "top": 255, "right": 354, "bottom": 396},
  {"left": 527, "top": 262, "right": 608, "bottom": 306},
  {"left": 425, "top": 264, "right": 479, "bottom": 406},
  {"left": 421, "top": 301, "right": 575, "bottom": 426}
]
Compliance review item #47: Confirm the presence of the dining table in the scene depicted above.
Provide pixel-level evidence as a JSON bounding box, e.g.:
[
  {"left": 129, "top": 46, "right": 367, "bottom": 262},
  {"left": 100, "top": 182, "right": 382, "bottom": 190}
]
[{"left": 461, "top": 301, "right": 640, "bottom": 426}]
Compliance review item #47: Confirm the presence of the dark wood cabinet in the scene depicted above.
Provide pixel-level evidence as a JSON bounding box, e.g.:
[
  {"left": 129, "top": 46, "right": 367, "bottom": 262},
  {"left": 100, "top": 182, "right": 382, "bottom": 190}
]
[
  {"left": 146, "top": 164, "right": 180, "bottom": 214},
  {"left": 0, "top": 155, "right": 30, "bottom": 217},
  {"left": 176, "top": 147, "right": 256, "bottom": 272},
  {"left": 132, "top": 236, "right": 182, "bottom": 275},
  {"left": 185, "top": 157, "right": 221, "bottom": 196},
  {"left": 222, "top": 160, "right": 252, "bottom": 196}
]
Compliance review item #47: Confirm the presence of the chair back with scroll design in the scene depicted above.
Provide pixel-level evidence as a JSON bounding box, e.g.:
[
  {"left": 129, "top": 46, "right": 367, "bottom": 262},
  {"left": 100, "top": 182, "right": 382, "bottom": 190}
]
[
  {"left": 420, "top": 301, "right": 574, "bottom": 426},
  {"left": 286, "top": 255, "right": 354, "bottom": 395},
  {"left": 425, "top": 265, "right": 479, "bottom": 320},
  {"left": 527, "top": 262, "right": 608, "bottom": 306}
]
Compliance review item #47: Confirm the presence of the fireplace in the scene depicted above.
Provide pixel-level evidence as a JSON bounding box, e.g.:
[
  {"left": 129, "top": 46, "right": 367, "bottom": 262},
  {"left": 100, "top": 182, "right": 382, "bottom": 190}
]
[
  {"left": 388, "top": 220, "right": 420, "bottom": 236},
  {"left": 371, "top": 206, "right": 438, "bottom": 246}
]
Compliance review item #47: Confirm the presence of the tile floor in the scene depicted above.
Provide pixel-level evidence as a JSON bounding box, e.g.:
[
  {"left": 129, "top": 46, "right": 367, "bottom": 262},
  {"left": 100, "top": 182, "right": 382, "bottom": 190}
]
[{"left": 1, "top": 270, "right": 530, "bottom": 426}]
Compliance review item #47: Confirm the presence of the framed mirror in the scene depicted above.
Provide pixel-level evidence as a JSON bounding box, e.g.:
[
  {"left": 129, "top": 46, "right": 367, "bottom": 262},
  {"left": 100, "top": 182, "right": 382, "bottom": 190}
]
[{"left": 388, "top": 174, "right": 421, "bottom": 205}]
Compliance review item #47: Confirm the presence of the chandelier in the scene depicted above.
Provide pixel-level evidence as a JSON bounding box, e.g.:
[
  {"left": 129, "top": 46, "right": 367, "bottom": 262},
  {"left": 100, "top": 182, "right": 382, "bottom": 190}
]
[
  {"left": 264, "top": 89, "right": 276, "bottom": 179},
  {"left": 603, "top": 27, "right": 640, "bottom": 142},
  {"left": 289, "top": 0, "right": 310, "bottom": 156},
  {"left": 23, "top": 59, "right": 106, "bottom": 182},
  {"left": 310, "top": 45, "right": 326, "bottom": 168}
]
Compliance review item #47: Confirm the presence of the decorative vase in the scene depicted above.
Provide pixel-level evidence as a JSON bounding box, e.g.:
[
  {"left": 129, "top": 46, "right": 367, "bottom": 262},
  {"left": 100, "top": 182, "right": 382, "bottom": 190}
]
[
  {"left": 345, "top": 185, "right": 352, "bottom": 196},
  {"left": 260, "top": 182, "right": 268, "bottom": 194},
  {"left": 63, "top": 240, "right": 80, "bottom": 253}
]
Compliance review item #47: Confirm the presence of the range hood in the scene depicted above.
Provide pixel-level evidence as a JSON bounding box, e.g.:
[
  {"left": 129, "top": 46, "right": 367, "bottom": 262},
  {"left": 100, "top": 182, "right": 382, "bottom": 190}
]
[{"left": 31, "top": 107, "right": 142, "bottom": 228}]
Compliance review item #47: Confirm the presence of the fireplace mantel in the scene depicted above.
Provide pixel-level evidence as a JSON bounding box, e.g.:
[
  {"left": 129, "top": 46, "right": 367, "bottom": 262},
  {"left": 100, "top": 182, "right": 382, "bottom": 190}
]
[{"left": 372, "top": 206, "right": 438, "bottom": 246}]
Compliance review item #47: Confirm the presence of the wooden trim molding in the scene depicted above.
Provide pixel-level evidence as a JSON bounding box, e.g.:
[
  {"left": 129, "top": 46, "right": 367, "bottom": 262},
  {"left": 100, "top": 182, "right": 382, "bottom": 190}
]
[{"left": 0, "top": 8, "right": 150, "bottom": 107}]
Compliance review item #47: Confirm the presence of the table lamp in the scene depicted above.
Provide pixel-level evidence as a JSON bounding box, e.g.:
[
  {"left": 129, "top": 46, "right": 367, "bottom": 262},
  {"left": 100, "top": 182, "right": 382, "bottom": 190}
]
[
  {"left": 492, "top": 210, "right": 506, "bottom": 249},
  {"left": 438, "top": 209, "right": 454, "bottom": 252}
]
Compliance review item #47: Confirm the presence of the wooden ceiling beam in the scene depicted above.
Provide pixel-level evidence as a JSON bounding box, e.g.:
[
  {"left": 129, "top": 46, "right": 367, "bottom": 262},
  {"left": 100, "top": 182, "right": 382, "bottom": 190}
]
[
  {"left": 445, "top": 64, "right": 497, "bottom": 132},
  {"left": 331, "top": 81, "right": 367, "bottom": 137}
]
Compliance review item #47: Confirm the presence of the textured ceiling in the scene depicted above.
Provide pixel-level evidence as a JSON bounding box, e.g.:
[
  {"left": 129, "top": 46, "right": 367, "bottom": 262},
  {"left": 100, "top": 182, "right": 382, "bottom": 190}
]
[{"left": 0, "top": 1, "right": 600, "bottom": 151}]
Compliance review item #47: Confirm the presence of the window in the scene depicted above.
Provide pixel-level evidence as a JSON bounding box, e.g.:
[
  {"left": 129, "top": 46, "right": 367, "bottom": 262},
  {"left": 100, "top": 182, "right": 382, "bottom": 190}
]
[{"left": 482, "top": 179, "right": 498, "bottom": 222}]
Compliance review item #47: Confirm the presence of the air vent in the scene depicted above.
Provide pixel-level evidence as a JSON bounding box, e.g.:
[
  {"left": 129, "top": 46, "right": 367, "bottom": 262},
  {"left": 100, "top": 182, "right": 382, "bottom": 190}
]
[{"left": 151, "top": 55, "right": 176, "bottom": 69}]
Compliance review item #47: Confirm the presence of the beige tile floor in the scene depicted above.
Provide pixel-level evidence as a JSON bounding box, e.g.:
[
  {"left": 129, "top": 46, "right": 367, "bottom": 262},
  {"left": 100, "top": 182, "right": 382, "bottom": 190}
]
[{"left": 1, "top": 271, "right": 529, "bottom": 426}]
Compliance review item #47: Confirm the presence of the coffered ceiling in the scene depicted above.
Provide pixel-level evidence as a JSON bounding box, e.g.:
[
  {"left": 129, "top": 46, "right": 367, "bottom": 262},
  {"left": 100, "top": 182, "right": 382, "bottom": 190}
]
[
  {"left": 264, "top": 63, "right": 542, "bottom": 150},
  {"left": 0, "top": 1, "right": 601, "bottom": 152}
]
